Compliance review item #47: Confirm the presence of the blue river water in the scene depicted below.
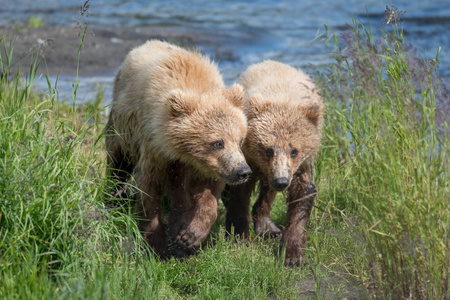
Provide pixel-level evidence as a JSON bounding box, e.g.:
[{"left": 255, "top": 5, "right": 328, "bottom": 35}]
[{"left": 1, "top": 0, "right": 449, "bottom": 103}]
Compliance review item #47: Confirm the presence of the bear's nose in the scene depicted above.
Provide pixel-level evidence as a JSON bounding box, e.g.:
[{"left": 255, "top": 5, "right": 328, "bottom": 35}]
[
  {"left": 237, "top": 166, "right": 252, "bottom": 181},
  {"left": 274, "top": 177, "right": 289, "bottom": 191}
]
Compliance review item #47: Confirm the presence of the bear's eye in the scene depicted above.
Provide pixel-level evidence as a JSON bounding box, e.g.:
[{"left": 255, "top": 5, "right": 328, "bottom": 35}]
[
  {"left": 265, "top": 147, "right": 274, "bottom": 158},
  {"left": 211, "top": 140, "right": 224, "bottom": 150},
  {"left": 291, "top": 148, "right": 298, "bottom": 159}
]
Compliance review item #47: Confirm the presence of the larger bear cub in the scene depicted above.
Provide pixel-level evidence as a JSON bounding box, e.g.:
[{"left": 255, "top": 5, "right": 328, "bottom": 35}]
[
  {"left": 224, "top": 60, "right": 324, "bottom": 266},
  {"left": 105, "top": 40, "right": 251, "bottom": 257}
]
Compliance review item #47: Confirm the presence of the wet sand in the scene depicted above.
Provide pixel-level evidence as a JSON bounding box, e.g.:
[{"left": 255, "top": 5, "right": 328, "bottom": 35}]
[
  {"left": 1, "top": 24, "right": 234, "bottom": 103},
  {"left": 0, "top": 24, "right": 212, "bottom": 77}
]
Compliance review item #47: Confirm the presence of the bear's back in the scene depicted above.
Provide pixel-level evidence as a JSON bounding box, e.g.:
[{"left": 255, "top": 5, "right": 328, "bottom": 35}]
[
  {"left": 119, "top": 40, "right": 224, "bottom": 106},
  {"left": 241, "top": 60, "right": 321, "bottom": 107}
]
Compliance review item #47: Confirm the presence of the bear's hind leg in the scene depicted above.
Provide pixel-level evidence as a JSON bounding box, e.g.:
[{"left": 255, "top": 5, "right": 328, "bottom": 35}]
[
  {"left": 134, "top": 162, "right": 167, "bottom": 257},
  {"left": 104, "top": 119, "right": 134, "bottom": 199},
  {"left": 252, "top": 182, "right": 282, "bottom": 238}
]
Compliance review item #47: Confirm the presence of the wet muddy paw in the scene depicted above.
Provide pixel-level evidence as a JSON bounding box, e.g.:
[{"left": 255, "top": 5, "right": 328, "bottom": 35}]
[
  {"left": 254, "top": 217, "right": 282, "bottom": 238},
  {"left": 284, "top": 255, "right": 305, "bottom": 268},
  {"left": 167, "top": 226, "right": 206, "bottom": 257},
  {"left": 265, "top": 229, "right": 282, "bottom": 238},
  {"left": 176, "top": 228, "right": 202, "bottom": 249},
  {"left": 281, "top": 246, "right": 306, "bottom": 267},
  {"left": 167, "top": 237, "right": 194, "bottom": 258}
]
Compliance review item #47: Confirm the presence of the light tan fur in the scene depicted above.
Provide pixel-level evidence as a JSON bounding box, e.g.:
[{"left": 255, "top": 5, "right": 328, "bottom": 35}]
[
  {"left": 224, "top": 60, "right": 324, "bottom": 267},
  {"left": 105, "top": 40, "right": 250, "bottom": 257}
]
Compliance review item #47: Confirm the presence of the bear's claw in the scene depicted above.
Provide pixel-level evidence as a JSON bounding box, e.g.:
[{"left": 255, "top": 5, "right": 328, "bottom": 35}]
[
  {"left": 254, "top": 217, "right": 282, "bottom": 238},
  {"left": 166, "top": 225, "right": 205, "bottom": 258}
]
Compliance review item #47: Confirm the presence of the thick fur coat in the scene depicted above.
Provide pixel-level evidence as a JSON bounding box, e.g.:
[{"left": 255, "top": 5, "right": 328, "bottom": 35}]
[
  {"left": 105, "top": 40, "right": 251, "bottom": 257},
  {"left": 224, "top": 60, "right": 324, "bottom": 266}
]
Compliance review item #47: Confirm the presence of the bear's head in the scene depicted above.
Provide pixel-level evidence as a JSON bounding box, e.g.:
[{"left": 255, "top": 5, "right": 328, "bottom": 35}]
[
  {"left": 166, "top": 84, "right": 251, "bottom": 185},
  {"left": 243, "top": 95, "right": 323, "bottom": 191}
]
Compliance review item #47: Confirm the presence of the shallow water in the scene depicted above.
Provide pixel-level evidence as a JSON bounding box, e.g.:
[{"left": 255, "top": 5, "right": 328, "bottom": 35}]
[{"left": 1, "top": 0, "right": 449, "bottom": 103}]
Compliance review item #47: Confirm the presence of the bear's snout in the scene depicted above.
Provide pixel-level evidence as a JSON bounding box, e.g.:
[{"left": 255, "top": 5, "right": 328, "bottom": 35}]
[
  {"left": 269, "top": 153, "right": 292, "bottom": 191},
  {"left": 273, "top": 177, "right": 290, "bottom": 191},
  {"left": 226, "top": 163, "right": 252, "bottom": 185},
  {"left": 237, "top": 165, "right": 252, "bottom": 182}
]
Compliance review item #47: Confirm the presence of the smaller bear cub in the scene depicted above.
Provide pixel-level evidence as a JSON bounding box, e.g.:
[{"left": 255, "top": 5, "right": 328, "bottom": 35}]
[{"left": 224, "top": 60, "right": 324, "bottom": 267}]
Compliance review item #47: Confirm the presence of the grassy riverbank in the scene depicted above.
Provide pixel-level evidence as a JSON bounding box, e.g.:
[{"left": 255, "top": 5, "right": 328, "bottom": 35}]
[{"left": 1, "top": 9, "right": 448, "bottom": 299}]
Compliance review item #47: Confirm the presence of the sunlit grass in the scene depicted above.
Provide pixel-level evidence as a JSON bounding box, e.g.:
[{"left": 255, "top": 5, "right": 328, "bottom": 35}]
[
  {"left": 311, "top": 13, "right": 449, "bottom": 298},
  {"left": 1, "top": 5, "right": 448, "bottom": 299},
  {"left": 0, "top": 33, "right": 159, "bottom": 299}
]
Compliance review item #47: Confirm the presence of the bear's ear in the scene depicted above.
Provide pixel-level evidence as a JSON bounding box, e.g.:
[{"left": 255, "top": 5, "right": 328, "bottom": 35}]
[
  {"left": 247, "top": 94, "right": 268, "bottom": 119},
  {"left": 302, "top": 103, "right": 323, "bottom": 126},
  {"left": 247, "top": 94, "right": 265, "bottom": 107},
  {"left": 168, "top": 89, "right": 196, "bottom": 117},
  {"left": 223, "top": 83, "right": 245, "bottom": 108}
]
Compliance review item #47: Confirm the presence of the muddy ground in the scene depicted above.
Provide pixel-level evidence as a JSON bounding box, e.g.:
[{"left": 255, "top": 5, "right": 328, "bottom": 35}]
[{"left": 0, "top": 24, "right": 228, "bottom": 77}]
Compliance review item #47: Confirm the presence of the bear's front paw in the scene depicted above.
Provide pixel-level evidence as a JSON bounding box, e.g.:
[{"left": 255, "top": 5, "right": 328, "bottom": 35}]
[
  {"left": 167, "top": 203, "right": 217, "bottom": 257},
  {"left": 284, "top": 254, "right": 305, "bottom": 268},
  {"left": 279, "top": 242, "right": 306, "bottom": 267},
  {"left": 167, "top": 225, "right": 209, "bottom": 257},
  {"left": 167, "top": 236, "right": 195, "bottom": 258},
  {"left": 254, "top": 217, "right": 282, "bottom": 238},
  {"left": 176, "top": 227, "right": 204, "bottom": 249}
]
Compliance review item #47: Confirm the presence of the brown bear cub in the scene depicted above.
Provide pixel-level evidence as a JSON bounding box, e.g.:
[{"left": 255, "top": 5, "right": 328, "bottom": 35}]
[
  {"left": 105, "top": 40, "right": 251, "bottom": 258},
  {"left": 224, "top": 60, "right": 324, "bottom": 267}
]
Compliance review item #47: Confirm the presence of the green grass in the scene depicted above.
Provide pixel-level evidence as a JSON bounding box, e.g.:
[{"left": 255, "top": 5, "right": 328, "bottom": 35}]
[
  {"left": 312, "top": 15, "right": 449, "bottom": 298},
  {"left": 28, "top": 16, "right": 46, "bottom": 28},
  {"left": 0, "top": 34, "right": 160, "bottom": 299},
  {"left": 1, "top": 7, "right": 449, "bottom": 299}
]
